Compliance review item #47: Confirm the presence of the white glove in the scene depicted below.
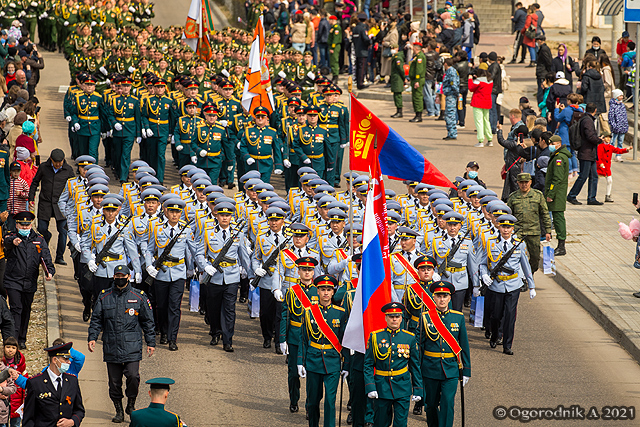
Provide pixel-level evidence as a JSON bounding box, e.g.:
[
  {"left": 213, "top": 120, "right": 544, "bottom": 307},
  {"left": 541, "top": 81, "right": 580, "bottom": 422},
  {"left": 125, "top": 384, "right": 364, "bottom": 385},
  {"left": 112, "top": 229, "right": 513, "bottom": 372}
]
[
  {"left": 297, "top": 365, "right": 306, "bottom": 378},
  {"left": 31, "top": 1, "right": 37, "bottom": 5},
  {"left": 199, "top": 149, "right": 207, "bottom": 157},
  {"left": 221, "top": 69, "right": 230, "bottom": 77},
  {"left": 135, "top": 17, "right": 140, "bottom": 23},
  {"left": 255, "top": 267, "right": 267, "bottom": 277},
  {"left": 99, "top": 20, "right": 104, "bottom": 25},
  {"left": 0, "top": 12, "right": 4, "bottom": 17},
  {"left": 135, "top": 273, "right": 142, "bottom": 284},
  {"left": 9, "top": 3, "right": 16, "bottom": 8},
  {"left": 340, "top": 143, "right": 347, "bottom": 148},
  {"left": 65, "top": 116, "right": 72, "bottom": 122},
  {"left": 114, "top": 123, "right": 123, "bottom": 131},
  {"left": 100, "top": 132, "right": 106, "bottom": 139},
  {"left": 280, "top": 342, "right": 288, "bottom": 355},
  {"left": 74, "top": 242, "right": 81, "bottom": 253},
  {"left": 146, "top": 265, "right": 158, "bottom": 278},
  {"left": 145, "top": 8, "right": 151, "bottom": 14},
  {"left": 129, "top": 5, "right": 136, "bottom": 12},
  {"left": 462, "top": 376, "right": 470, "bottom": 387},
  {"left": 204, "top": 265, "right": 216, "bottom": 276},
  {"left": 368, "top": 391, "right": 379, "bottom": 399},
  {"left": 227, "top": 166, "right": 233, "bottom": 171},
  {"left": 91, "top": 20, "right": 97, "bottom": 27},
  {"left": 146, "top": 129, "right": 154, "bottom": 137},
  {"left": 529, "top": 288, "right": 536, "bottom": 299},
  {"left": 42, "top": 12, "right": 48, "bottom": 18},
  {"left": 473, "top": 287, "right": 480, "bottom": 297},
  {"left": 274, "top": 169, "right": 283, "bottom": 175},
  {"left": 18, "top": 11, "right": 25, "bottom": 17},
  {"left": 219, "top": 119, "right": 228, "bottom": 127},
  {"left": 411, "top": 395, "right": 422, "bottom": 402},
  {"left": 99, "top": 66, "right": 108, "bottom": 75},
  {"left": 64, "top": 21, "right": 69, "bottom": 26},
  {"left": 303, "top": 158, "right": 311, "bottom": 164},
  {"left": 135, "top": 137, "right": 142, "bottom": 144},
  {"left": 482, "top": 274, "right": 492, "bottom": 287},
  {"left": 432, "top": 272, "right": 441, "bottom": 281},
  {"left": 278, "top": 70, "right": 286, "bottom": 79},
  {"left": 247, "top": 158, "right": 256, "bottom": 165},
  {"left": 73, "top": 123, "right": 80, "bottom": 131},
  {"left": 128, "top": 66, "right": 136, "bottom": 73},
  {"left": 176, "top": 144, "right": 184, "bottom": 151},
  {"left": 307, "top": 71, "right": 316, "bottom": 80},
  {"left": 168, "top": 134, "right": 173, "bottom": 143},
  {"left": 283, "top": 159, "right": 291, "bottom": 168},
  {"left": 187, "top": 269, "right": 194, "bottom": 277},
  {"left": 191, "top": 156, "right": 197, "bottom": 164},
  {"left": 88, "top": 260, "right": 98, "bottom": 273},
  {"left": 141, "top": 128, "right": 147, "bottom": 138},
  {"left": 237, "top": 142, "right": 241, "bottom": 150},
  {"left": 340, "top": 370, "right": 349, "bottom": 381},
  {"left": 273, "top": 289, "right": 284, "bottom": 302}
]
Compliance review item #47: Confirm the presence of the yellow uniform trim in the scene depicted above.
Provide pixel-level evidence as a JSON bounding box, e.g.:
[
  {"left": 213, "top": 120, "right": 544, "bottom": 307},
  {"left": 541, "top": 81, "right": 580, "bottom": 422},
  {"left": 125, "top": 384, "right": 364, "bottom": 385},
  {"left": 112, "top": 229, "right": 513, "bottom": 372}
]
[
  {"left": 423, "top": 350, "right": 455, "bottom": 358},
  {"left": 375, "top": 366, "right": 408, "bottom": 376}
]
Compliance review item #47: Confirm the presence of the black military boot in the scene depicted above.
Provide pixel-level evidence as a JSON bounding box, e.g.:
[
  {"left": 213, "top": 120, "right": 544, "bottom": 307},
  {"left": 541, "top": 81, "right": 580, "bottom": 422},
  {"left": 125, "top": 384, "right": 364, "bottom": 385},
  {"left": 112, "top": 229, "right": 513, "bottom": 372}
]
[
  {"left": 408, "top": 112, "right": 422, "bottom": 122},
  {"left": 390, "top": 108, "right": 403, "bottom": 118},
  {"left": 112, "top": 400, "right": 125, "bottom": 423},
  {"left": 555, "top": 240, "right": 566, "bottom": 256},
  {"left": 413, "top": 400, "right": 424, "bottom": 415},
  {"left": 125, "top": 397, "right": 136, "bottom": 415},
  {"left": 435, "top": 110, "right": 445, "bottom": 121}
]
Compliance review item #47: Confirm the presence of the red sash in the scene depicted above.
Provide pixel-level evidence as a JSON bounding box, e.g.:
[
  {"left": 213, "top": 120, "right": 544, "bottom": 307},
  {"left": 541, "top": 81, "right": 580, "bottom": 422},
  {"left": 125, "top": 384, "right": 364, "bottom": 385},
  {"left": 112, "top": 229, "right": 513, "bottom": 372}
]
[
  {"left": 282, "top": 248, "right": 299, "bottom": 264},
  {"left": 291, "top": 284, "right": 313, "bottom": 309},
  {"left": 394, "top": 253, "right": 420, "bottom": 282},
  {"left": 337, "top": 248, "right": 348, "bottom": 260},
  {"left": 309, "top": 304, "right": 343, "bottom": 353}
]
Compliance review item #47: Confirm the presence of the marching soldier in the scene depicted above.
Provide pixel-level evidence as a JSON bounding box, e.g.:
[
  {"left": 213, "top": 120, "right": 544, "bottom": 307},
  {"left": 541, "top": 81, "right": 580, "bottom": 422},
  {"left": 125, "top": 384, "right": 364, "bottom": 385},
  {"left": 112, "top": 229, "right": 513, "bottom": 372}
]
[
  {"left": 364, "top": 302, "right": 423, "bottom": 427},
  {"left": 69, "top": 75, "right": 104, "bottom": 160},
  {"left": 239, "top": 106, "right": 284, "bottom": 184},
  {"left": 297, "top": 275, "right": 348, "bottom": 427},
  {"left": 327, "top": 15, "right": 342, "bottom": 82},
  {"left": 145, "top": 198, "right": 197, "bottom": 351},
  {"left": 294, "top": 105, "right": 328, "bottom": 180},
  {"left": 274, "top": 223, "right": 321, "bottom": 295},
  {"left": 119, "top": 160, "right": 149, "bottom": 217},
  {"left": 408, "top": 41, "right": 426, "bottom": 123},
  {"left": 390, "top": 226, "right": 425, "bottom": 302},
  {"left": 141, "top": 78, "right": 174, "bottom": 184},
  {"left": 319, "top": 85, "right": 347, "bottom": 187},
  {"left": 216, "top": 80, "right": 242, "bottom": 189},
  {"left": 173, "top": 98, "right": 203, "bottom": 168},
  {"left": 279, "top": 256, "right": 319, "bottom": 413},
  {"left": 171, "top": 165, "right": 196, "bottom": 198},
  {"left": 58, "top": 155, "right": 94, "bottom": 220},
  {"left": 193, "top": 103, "right": 232, "bottom": 184},
  {"left": 317, "top": 208, "right": 347, "bottom": 272}
]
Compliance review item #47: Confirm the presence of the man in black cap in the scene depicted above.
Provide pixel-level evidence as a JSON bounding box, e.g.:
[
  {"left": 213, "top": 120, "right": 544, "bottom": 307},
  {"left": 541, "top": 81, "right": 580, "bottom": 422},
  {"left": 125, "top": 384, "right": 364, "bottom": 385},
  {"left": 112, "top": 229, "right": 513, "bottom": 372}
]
[
  {"left": 88, "top": 264, "right": 156, "bottom": 423},
  {"left": 352, "top": 13, "right": 371, "bottom": 90},
  {"left": 130, "top": 378, "right": 184, "bottom": 427},
  {"left": 22, "top": 341, "right": 85, "bottom": 427},
  {"left": 27, "top": 148, "right": 75, "bottom": 265},
  {"left": 4, "top": 211, "right": 54, "bottom": 349}
]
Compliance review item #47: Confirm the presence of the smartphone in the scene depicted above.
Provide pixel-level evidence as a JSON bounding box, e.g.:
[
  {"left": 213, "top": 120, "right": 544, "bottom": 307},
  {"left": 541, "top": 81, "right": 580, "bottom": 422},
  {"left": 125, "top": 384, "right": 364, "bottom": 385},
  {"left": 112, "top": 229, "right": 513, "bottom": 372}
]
[
  {"left": 499, "top": 115, "right": 504, "bottom": 125},
  {"left": 633, "top": 193, "right": 638, "bottom": 206}
]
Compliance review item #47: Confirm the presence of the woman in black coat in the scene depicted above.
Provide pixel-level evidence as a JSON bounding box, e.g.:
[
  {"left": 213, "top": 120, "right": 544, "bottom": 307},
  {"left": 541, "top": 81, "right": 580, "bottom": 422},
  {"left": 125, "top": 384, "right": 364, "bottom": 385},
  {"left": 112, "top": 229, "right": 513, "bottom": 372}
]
[
  {"left": 551, "top": 43, "right": 578, "bottom": 88},
  {"left": 579, "top": 60, "right": 607, "bottom": 115}
]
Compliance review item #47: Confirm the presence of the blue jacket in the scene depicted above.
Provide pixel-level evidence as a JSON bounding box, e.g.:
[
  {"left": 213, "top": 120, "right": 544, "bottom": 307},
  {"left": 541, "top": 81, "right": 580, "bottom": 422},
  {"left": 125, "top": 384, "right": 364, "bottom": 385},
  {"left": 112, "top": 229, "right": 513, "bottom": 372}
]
[
  {"left": 554, "top": 105, "right": 583, "bottom": 146},
  {"left": 16, "top": 347, "right": 86, "bottom": 389}
]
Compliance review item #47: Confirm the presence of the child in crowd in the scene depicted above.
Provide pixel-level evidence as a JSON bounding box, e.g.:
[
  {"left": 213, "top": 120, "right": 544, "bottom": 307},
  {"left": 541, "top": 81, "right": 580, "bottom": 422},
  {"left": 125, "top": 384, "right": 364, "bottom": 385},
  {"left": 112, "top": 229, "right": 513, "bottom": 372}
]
[
  {"left": 608, "top": 89, "right": 629, "bottom": 161},
  {"left": 3, "top": 337, "right": 25, "bottom": 427},
  {"left": 7, "top": 161, "right": 29, "bottom": 232},
  {"left": 597, "top": 132, "right": 630, "bottom": 203}
]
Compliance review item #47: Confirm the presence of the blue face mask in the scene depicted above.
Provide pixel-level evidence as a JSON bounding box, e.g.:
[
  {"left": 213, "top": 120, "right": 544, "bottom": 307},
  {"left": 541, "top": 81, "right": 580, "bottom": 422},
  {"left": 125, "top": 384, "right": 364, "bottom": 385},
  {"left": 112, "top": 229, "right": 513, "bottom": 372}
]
[
  {"left": 18, "top": 228, "right": 30, "bottom": 237},
  {"left": 549, "top": 145, "right": 557, "bottom": 153},
  {"left": 468, "top": 171, "right": 478, "bottom": 179}
]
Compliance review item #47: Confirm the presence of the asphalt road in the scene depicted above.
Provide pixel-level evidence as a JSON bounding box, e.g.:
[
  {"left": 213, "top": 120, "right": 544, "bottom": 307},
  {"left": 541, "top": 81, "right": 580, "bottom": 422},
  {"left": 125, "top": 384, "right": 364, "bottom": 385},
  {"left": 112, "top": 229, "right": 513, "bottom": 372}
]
[{"left": 30, "top": 3, "right": 640, "bottom": 425}]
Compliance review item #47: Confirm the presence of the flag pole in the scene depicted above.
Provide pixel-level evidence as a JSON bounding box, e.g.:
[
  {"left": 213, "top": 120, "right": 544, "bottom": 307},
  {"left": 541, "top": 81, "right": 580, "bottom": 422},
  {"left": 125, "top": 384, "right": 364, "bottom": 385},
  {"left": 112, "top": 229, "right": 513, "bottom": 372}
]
[
  {"left": 199, "top": 0, "right": 203, "bottom": 60},
  {"left": 348, "top": 82, "right": 354, "bottom": 258}
]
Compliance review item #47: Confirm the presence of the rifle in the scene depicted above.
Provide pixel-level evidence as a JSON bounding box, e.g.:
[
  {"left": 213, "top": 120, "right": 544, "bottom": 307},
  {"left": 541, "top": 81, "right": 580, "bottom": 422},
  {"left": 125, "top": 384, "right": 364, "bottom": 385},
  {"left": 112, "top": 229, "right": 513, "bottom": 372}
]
[
  {"left": 67, "top": 241, "right": 80, "bottom": 259},
  {"left": 201, "top": 219, "right": 246, "bottom": 285},
  {"left": 480, "top": 238, "right": 524, "bottom": 295},
  {"left": 144, "top": 220, "right": 192, "bottom": 286},
  {"left": 437, "top": 228, "right": 471, "bottom": 278},
  {"left": 250, "top": 233, "right": 293, "bottom": 288},
  {"left": 84, "top": 215, "right": 134, "bottom": 281}
]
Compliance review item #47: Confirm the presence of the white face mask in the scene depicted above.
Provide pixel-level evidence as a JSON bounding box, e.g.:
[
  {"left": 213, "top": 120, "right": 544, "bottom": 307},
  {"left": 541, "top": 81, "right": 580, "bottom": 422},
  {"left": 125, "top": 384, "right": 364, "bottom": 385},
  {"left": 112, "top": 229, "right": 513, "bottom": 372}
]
[{"left": 593, "top": 45, "right": 600, "bottom": 50}]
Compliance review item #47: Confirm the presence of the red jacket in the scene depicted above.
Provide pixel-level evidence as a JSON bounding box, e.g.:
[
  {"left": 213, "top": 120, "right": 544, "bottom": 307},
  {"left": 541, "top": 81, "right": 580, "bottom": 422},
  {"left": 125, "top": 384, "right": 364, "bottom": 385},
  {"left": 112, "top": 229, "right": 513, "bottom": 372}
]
[
  {"left": 468, "top": 77, "right": 493, "bottom": 109},
  {"left": 3, "top": 352, "right": 26, "bottom": 419},
  {"left": 597, "top": 143, "right": 629, "bottom": 176}
]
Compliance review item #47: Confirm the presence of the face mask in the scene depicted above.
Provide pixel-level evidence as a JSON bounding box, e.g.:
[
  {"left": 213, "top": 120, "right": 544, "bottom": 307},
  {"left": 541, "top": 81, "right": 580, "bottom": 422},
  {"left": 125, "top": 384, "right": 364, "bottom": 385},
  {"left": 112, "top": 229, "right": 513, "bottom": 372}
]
[
  {"left": 18, "top": 228, "right": 30, "bottom": 237},
  {"left": 468, "top": 171, "right": 478, "bottom": 179},
  {"left": 593, "top": 45, "right": 600, "bottom": 50},
  {"left": 549, "top": 145, "right": 557, "bottom": 153},
  {"left": 58, "top": 360, "right": 70, "bottom": 374},
  {"left": 114, "top": 277, "right": 129, "bottom": 288}
]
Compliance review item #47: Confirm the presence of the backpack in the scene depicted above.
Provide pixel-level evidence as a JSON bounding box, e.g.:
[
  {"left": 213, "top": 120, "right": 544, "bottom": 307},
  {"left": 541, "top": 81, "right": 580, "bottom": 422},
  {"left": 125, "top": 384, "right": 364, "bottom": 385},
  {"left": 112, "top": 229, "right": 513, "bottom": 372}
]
[{"left": 569, "top": 114, "right": 586, "bottom": 151}]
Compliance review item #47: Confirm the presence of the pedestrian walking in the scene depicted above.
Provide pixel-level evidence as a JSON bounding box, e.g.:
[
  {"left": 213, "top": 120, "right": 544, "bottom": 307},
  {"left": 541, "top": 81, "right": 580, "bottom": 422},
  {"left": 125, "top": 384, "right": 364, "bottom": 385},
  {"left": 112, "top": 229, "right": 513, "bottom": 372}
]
[
  {"left": 487, "top": 52, "right": 502, "bottom": 135},
  {"left": 468, "top": 68, "right": 493, "bottom": 147},
  {"left": 129, "top": 378, "right": 185, "bottom": 427},
  {"left": 544, "top": 136, "right": 571, "bottom": 251},
  {"left": 510, "top": 2, "right": 527, "bottom": 64},
  {"left": 88, "top": 264, "right": 156, "bottom": 423},
  {"left": 567, "top": 103, "right": 604, "bottom": 205}
]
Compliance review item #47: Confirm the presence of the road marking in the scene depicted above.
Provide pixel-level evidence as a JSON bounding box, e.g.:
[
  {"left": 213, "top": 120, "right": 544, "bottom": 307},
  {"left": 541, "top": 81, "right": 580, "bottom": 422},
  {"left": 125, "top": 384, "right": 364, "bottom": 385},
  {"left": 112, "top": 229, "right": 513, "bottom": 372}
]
[{"left": 58, "top": 85, "right": 69, "bottom": 93}]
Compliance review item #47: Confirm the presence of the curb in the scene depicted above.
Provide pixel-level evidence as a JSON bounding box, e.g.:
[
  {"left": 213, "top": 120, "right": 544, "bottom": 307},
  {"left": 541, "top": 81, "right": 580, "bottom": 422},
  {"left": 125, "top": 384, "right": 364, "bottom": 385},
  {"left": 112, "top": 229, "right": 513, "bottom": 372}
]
[
  {"left": 551, "top": 260, "right": 640, "bottom": 365},
  {"left": 44, "top": 275, "right": 61, "bottom": 347}
]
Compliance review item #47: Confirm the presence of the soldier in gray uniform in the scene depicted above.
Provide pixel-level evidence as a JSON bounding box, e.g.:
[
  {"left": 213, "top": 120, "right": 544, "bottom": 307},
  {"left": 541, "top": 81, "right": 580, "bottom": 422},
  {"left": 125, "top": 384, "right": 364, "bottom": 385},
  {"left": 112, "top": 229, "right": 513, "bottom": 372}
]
[
  {"left": 390, "top": 226, "right": 426, "bottom": 302},
  {"left": 57, "top": 155, "right": 95, "bottom": 219},
  {"left": 274, "top": 222, "right": 322, "bottom": 295},
  {"left": 196, "top": 201, "right": 251, "bottom": 352},
  {"left": 316, "top": 208, "right": 348, "bottom": 271},
  {"left": 145, "top": 198, "right": 197, "bottom": 351}
]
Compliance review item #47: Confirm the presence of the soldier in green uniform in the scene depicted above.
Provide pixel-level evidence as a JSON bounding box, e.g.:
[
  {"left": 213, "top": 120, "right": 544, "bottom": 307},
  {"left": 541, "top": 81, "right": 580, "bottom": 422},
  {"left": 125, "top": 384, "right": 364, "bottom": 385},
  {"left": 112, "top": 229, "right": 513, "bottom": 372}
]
[
  {"left": 129, "top": 378, "right": 184, "bottom": 427},
  {"left": 409, "top": 41, "right": 426, "bottom": 123},
  {"left": 173, "top": 98, "right": 203, "bottom": 168},
  {"left": 544, "top": 135, "right": 570, "bottom": 256},
  {"left": 319, "top": 85, "right": 347, "bottom": 187},
  {"left": 420, "top": 281, "right": 470, "bottom": 427},
  {"left": 239, "top": 106, "right": 283, "bottom": 184},
  {"left": 389, "top": 44, "right": 406, "bottom": 118},
  {"left": 282, "top": 100, "right": 304, "bottom": 190},
  {"left": 294, "top": 105, "right": 327, "bottom": 181},
  {"left": 298, "top": 274, "right": 348, "bottom": 427},
  {"left": 327, "top": 15, "right": 342, "bottom": 83},
  {"left": 279, "top": 256, "right": 319, "bottom": 413},
  {"left": 70, "top": 75, "right": 104, "bottom": 160},
  {"left": 296, "top": 51, "right": 317, "bottom": 101},
  {"left": 64, "top": 71, "right": 86, "bottom": 159},
  {"left": 231, "top": 106, "right": 254, "bottom": 181},
  {"left": 141, "top": 78, "right": 175, "bottom": 184},
  {"left": 364, "top": 302, "right": 423, "bottom": 427},
  {"left": 23, "top": 0, "right": 38, "bottom": 44},
  {"left": 192, "top": 102, "right": 232, "bottom": 184},
  {"left": 216, "top": 80, "right": 242, "bottom": 188}
]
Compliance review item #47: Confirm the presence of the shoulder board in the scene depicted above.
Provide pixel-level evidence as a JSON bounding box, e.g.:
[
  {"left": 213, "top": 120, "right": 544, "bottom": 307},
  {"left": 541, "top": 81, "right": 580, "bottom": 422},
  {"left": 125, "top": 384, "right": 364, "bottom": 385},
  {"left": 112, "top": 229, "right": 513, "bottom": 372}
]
[
  {"left": 372, "top": 328, "right": 385, "bottom": 334},
  {"left": 401, "top": 329, "right": 415, "bottom": 336},
  {"left": 258, "top": 229, "right": 269, "bottom": 236},
  {"left": 450, "top": 310, "right": 463, "bottom": 315},
  {"left": 513, "top": 237, "right": 521, "bottom": 242},
  {"left": 130, "top": 95, "right": 139, "bottom": 100},
  {"left": 267, "top": 126, "right": 277, "bottom": 132},
  {"left": 308, "top": 248, "right": 319, "bottom": 254},
  {"left": 487, "top": 236, "right": 498, "bottom": 241},
  {"left": 333, "top": 305, "right": 345, "bottom": 312}
]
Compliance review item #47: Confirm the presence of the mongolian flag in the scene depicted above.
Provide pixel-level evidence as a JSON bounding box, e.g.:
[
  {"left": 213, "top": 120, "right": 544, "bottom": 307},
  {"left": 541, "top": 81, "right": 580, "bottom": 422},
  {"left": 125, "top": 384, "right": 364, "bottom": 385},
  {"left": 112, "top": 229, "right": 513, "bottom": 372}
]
[
  {"left": 349, "top": 94, "right": 455, "bottom": 188},
  {"left": 241, "top": 13, "right": 276, "bottom": 114}
]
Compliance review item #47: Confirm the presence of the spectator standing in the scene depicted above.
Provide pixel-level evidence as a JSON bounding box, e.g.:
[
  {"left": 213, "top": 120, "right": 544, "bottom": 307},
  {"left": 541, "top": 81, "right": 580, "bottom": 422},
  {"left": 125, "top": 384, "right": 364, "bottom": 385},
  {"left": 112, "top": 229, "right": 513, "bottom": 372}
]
[
  {"left": 468, "top": 68, "right": 493, "bottom": 147},
  {"left": 510, "top": 2, "right": 527, "bottom": 64},
  {"left": 389, "top": 44, "right": 406, "bottom": 118},
  {"left": 521, "top": 6, "right": 538, "bottom": 67},
  {"left": 290, "top": 13, "right": 307, "bottom": 53},
  {"left": 545, "top": 72, "right": 571, "bottom": 117},
  {"left": 616, "top": 31, "right": 631, "bottom": 89},
  {"left": 545, "top": 135, "right": 571, "bottom": 256},
  {"left": 352, "top": 13, "right": 371, "bottom": 90},
  {"left": 585, "top": 36, "right": 606, "bottom": 60},
  {"left": 422, "top": 39, "right": 439, "bottom": 118},
  {"left": 316, "top": 11, "right": 330, "bottom": 69},
  {"left": 554, "top": 94, "right": 582, "bottom": 178},
  {"left": 442, "top": 58, "right": 459, "bottom": 140},
  {"left": 487, "top": 51, "right": 502, "bottom": 136},
  {"left": 597, "top": 132, "right": 629, "bottom": 203},
  {"left": 27, "top": 148, "right": 75, "bottom": 265},
  {"left": 7, "top": 161, "right": 28, "bottom": 231},
  {"left": 20, "top": 45, "right": 43, "bottom": 99},
  {"left": 380, "top": 20, "right": 397, "bottom": 84},
  {"left": 600, "top": 53, "right": 615, "bottom": 134},
  {"left": 567, "top": 103, "right": 604, "bottom": 205},
  {"left": 551, "top": 44, "right": 577, "bottom": 89},
  {"left": 579, "top": 60, "right": 607, "bottom": 116},
  {"left": 497, "top": 120, "right": 529, "bottom": 201},
  {"left": 0, "top": 356, "right": 16, "bottom": 427},
  {"left": 461, "top": 12, "right": 475, "bottom": 62},
  {"left": 535, "top": 35, "right": 553, "bottom": 105},
  {"left": 608, "top": 89, "right": 629, "bottom": 161},
  {"left": 3, "top": 336, "right": 24, "bottom": 426},
  {"left": 6, "top": 70, "right": 26, "bottom": 93},
  {"left": 533, "top": 3, "right": 544, "bottom": 34},
  {"left": 453, "top": 51, "right": 469, "bottom": 128}
]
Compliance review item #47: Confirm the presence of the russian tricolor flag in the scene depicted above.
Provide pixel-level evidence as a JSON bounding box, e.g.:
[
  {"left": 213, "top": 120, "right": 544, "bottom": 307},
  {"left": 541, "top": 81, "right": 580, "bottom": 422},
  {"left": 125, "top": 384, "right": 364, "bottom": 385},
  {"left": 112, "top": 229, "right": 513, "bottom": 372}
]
[{"left": 343, "top": 155, "right": 393, "bottom": 353}]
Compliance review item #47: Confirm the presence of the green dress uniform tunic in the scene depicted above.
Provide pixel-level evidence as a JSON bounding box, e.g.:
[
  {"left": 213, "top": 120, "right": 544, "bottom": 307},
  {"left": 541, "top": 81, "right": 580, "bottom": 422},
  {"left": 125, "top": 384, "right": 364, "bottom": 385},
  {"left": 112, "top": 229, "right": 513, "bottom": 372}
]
[
  {"left": 409, "top": 51, "right": 426, "bottom": 113},
  {"left": 544, "top": 146, "right": 571, "bottom": 241},
  {"left": 319, "top": 102, "right": 348, "bottom": 186},
  {"left": 419, "top": 309, "right": 470, "bottom": 427},
  {"left": 280, "top": 281, "right": 318, "bottom": 407},
  {"left": 390, "top": 51, "right": 406, "bottom": 109},
  {"left": 293, "top": 124, "right": 328, "bottom": 181},
  {"left": 364, "top": 328, "right": 423, "bottom": 427},
  {"left": 107, "top": 93, "right": 141, "bottom": 182},
  {"left": 192, "top": 121, "right": 232, "bottom": 184},
  {"left": 129, "top": 402, "right": 184, "bottom": 427},
  {"left": 64, "top": 84, "right": 82, "bottom": 158},
  {"left": 70, "top": 90, "right": 104, "bottom": 161},
  {"left": 141, "top": 94, "right": 175, "bottom": 183},
  {"left": 238, "top": 124, "right": 283, "bottom": 184},
  {"left": 328, "top": 24, "right": 342, "bottom": 77},
  {"left": 231, "top": 112, "right": 254, "bottom": 180},
  {"left": 216, "top": 96, "right": 242, "bottom": 185},
  {"left": 282, "top": 117, "right": 300, "bottom": 191},
  {"left": 173, "top": 115, "right": 204, "bottom": 168},
  {"left": 298, "top": 303, "right": 347, "bottom": 427}
]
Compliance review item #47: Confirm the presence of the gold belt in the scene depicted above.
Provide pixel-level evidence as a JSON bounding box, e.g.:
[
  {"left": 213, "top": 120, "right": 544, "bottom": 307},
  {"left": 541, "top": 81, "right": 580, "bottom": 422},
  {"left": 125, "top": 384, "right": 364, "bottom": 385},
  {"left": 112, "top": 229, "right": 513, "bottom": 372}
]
[
  {"left": 78, "top": 115, "right": 99, "bottom": 120},
  {"left": 116, "top": 117, "right": 135, "bottom": 122},
  {"left": 497, "top": 273, "right": 518, "bottom": 281},
  {"left": 250, "top": 154, "right": 271, "bottom": 160},
  {"left": 206, "top": 151, "right": 221, "bottom": 157},
  {"left": 290, "top": 320, "right": 302, "bottom": 327},
  {"left": 375, "top": 366, "right": 408, "bottom": 377},
  {"left": 180, "top": 140, "right": 190, "bottom": 144},
  {"left": 326, "top": 124, "right": 339, "bottom": 128},
  {"left": 218, "top": 261, "right": 236, "bottom": 267},
  {"left": 393, "top": 284, "right": 405, "bottom": 290},
  {"left": 446, "top": 266, "right": 466, "bottom": 273},
  {"left": 424, "top": 350, "right": 455, "bottom": 358},
  {"left": 149, "top": 118, "right": 168, "bottom": 124},
  {"left": 310, "top": 342, "right": 334, "bottom": 350},
  {"left": 284, "top": 276, "right": 298, "bottom": 283},
  {"left": 163, "top": 259, "right": 185, "bottom": 267},
  {"left": 308, "top": 154, "right": 323, "bottom": 159},
  {"left": 103, "top": 255, "right": 122, "bottom": 262}
]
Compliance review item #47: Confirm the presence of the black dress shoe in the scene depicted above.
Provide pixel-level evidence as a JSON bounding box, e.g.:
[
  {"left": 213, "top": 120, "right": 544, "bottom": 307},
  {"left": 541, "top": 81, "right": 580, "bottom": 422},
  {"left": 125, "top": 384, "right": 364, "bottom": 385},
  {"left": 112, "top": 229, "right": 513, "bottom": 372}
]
[
  {"left": 496, "top": 338, "right": 503, "bottom": 345},
  {"left": 263, "top": 339, "right": 272, "bottom": 349},
  {"left": 83, "top": 308, "right": 91, "bottom": 322},
  {"left": 290, "top": 404, "right": 299, "bottom": 413},
  {"left": 442, "top": 136, "right": 457, "bottom": 140},
  {"left": 567, "top": 198, "right": 582, "bottom": 205},
  {"left": 485, "top": 331, "right": 491, "bottom": 339},
  {"left": 199, "top": 308, "right": 206, "bottom": 315},
  {"left": 347, "top": 411, "right": 353, "bottom": 424},
  {"left": 275, "top": 345, "right": 283, "bottom": 355},
  {"left": 239, "top": 297, "right": 247, "bottom": 303},
  {"left": 587, "top": 199, "right": 604, "bottom": 205},
  {"left": 210, "top": 336, "right": 220, "bottom": 346},
  {"left": 633, "top": 292, "right": 640, "bottom": 298},
  {"left": 160, "top": 334, "right": 168, "bottom": 345},
  {"left": 224, "top": 344, "right": 234, "bottom": 352},
  {"left": 489, "top": 341, "right": 497, "bottom": 348},
  {"left": 168, "top": 341, "right": 178, "bottom": 351},
  {"left": 503, "top": 348, "right": 514, "bottom": 355},
  {"left": 412, "top": 401, "right": 423, "bottom": 415},
  {"left": 306, "top": 410, "right": 309, "bottom": 420},
  {"left": 55, "top": 258, "right": 67, "bottom": 265}
]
